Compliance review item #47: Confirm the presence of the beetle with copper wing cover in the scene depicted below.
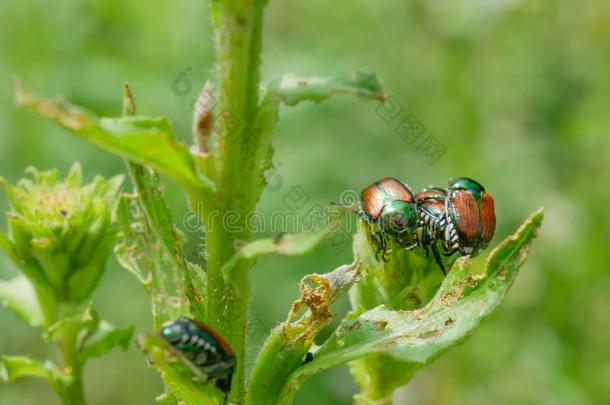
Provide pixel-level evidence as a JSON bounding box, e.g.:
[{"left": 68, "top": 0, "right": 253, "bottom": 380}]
[
  {"left": 360, "top": 177, "right": 419, "bottom": 260},
  {"left": 359, "top": 176, "right": 496, "bottom": 275},
  {"left": 159, "top": 318, "right": 236, "bottom": 393}
]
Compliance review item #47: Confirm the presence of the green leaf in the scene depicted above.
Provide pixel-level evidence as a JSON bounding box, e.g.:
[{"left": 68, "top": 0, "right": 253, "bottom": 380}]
[
  {"left": 15, "top": 84, "right": 213, "bottom": 194},
  {"left": 0, "top": 223, "right": 53, "bottom": 293},
  {"left": 0, "top": 355, "right": 65, "bottom": 385},
  {"left": 0, "top": 275, "right": 44, "bottom": 326},
  {"left": 222, "top": 205, "right": 345, "bottom": 279},
  {"left": 277, "top": 208, "right": 544, "bottom": 404},
  {"left": 267, "top": 70, "right": 385, "bottom": 106},
  {"left": 0, "top": 227, "right": 23, "bottom": 268},
  {"left": 137, "top": 335, "right": 224, "bottom": 405},
  {"left": 81, "top": 321, "right": 134, "bottom": 359},
  {"left": 45, "top": 303, "right": 98, "bottom": 343}
]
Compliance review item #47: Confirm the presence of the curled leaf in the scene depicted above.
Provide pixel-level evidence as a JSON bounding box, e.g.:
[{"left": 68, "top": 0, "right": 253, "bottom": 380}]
[
  {"left": 247, "top": 262, "right": 360, "bottom": 405},
  {"left": 267, "top": 71, "right": 385, "bottom": 106}
]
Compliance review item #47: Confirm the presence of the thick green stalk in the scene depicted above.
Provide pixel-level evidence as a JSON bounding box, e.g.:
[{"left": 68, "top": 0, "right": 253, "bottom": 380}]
[
  {"left": 59, "top": 330, "right": 86, "bottom": 405},
  {"left": 205, "top": 1, "right": 266, "bottom": 402}
]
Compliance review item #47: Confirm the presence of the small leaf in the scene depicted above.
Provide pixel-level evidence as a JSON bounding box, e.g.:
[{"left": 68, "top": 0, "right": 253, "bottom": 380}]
[
  {"left": 277, "top": 209, "right": 544, "bottom": 404},
  {"left": 137, "top": 335, "right": 224, "bottom": 405},
  {"left": 0, "top": 355, "right": 65, "bottom": 385},
  {"left": 267, "top": 71, "right": 385, "bottom": 106},
  {"left": 0, "top": 223, "right": 53, "bottom": 291},
  {"left": 0, "top": 275, "right": 44, "bottom": 326},
  {"left": 15, "top": 84, "right": 213, "bottom": 194},
  {"left": 222, "top": 206, "right": 344, "bottom": 279},
  {"left": 221, "top": 232, "right": 327, "bottom": 277},
  {"left": 81, "top": 321, "right": 134, "bottom": 359},
  {"left": 0, "top": 228, "right": 23, "bottom": 268},
  {"left": 45, "top": 303, "right": 98, "bottom": 343}
]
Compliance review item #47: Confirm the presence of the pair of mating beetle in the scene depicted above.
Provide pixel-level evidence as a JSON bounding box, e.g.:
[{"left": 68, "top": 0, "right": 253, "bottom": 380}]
[
  {"left": 360, "top": 176, "right": 496, "bottom": 274},
  {"left": 157, "top": 177, "right": 496, "bottom": 392}
]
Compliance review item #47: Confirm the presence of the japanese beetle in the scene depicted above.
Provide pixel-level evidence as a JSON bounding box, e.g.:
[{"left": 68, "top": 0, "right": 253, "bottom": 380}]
[
  {"left": 415, "top": 187, "right": 449, "bottom": 274},
  {"left": 360, "top": 177, "right": 418, "bottom": 259},
  {"left": 444, "top": 177, "right": 496, "bottom": 256},
  {"left": 159, "top": 318, "right": 235, "bottom": 392},
  {"left": 416, "top": 187, "right": 447, "bottom": 233}
]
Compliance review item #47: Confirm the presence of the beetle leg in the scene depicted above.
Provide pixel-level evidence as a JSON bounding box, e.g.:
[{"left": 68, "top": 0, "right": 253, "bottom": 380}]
[
  {"left": 379, "top": 232, "right": 391, "bottom": 262},
  {"left": 419, "top": 230, "right": 430, "bottom": 258},
  {"left": 371, "top": 231, "right": 387, "bottom": 261},
  {"left": 430, "top": 241, "right": 447, "bottom": 275},
  {"left": 442, "top": 242, "right": 458, "bottom": 257}
]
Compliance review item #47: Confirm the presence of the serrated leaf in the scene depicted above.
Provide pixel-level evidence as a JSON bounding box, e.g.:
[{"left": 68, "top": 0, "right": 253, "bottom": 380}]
[
  {"left": 81, "top": 321, "right": 134, "bottom": 359},
  {"left": 15, "top": 85, "right": 213, "bottom": 194},
  {"left": 0, "top": 275, "right": 44, "bottom": 326},
  {"left": 137, "top": 335, "right": 224, "bottom": 405},
  {"left": 277, "top": 209, "right": 543, "bottom": 404}
]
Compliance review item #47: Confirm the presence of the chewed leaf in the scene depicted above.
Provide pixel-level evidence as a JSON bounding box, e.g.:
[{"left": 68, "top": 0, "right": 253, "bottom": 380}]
[
  {"left": 277, "top": 209, "right": 543, "bottom": 403},
  {"left": 0, "top": 275, "right": 44, "bottom": 326},
  {"left": 267, "top": 71, "right": 385, "bottom": 106},
  {"left": 247, "top": 262, "right": 360, "bottom": 405},
  {"left": 115, "top": 192, "right": 189, "bottom": 329},
  {"left": 137, "top": 335, "right": 223, "bottom": 405},
  {"left": 15, "top": 84, "right": 212, "bottom": 194}
]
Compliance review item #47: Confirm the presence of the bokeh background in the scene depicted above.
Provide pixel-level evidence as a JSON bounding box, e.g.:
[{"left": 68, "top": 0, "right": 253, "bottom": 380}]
[{"left": 1, "top": 0, "right": 609, "bottom": 404}]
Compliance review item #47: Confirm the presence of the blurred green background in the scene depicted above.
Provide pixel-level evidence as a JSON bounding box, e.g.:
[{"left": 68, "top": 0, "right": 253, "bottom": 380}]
[{"left": 1, "top": 0, "right": 609, "bottom": 404}]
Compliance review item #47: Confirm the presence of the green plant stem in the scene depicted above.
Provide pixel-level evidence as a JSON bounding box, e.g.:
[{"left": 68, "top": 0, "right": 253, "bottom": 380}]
[
  {"left": 59, "top": 324, "right": 86, "bottom": 405},
  {"left": 35, "top": 284, "right": 58, "bottom": 327},
  {"left": 205, "top": 1, "right": 266, "bottom": 403}
]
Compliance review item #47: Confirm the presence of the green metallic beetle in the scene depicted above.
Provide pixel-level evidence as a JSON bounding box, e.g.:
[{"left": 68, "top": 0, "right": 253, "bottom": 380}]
[
  {"left": 444, "top": 177, "right": 496, "bottom": 257},
  {"left": 360, "top": 177, "right": 419, "bottom": 260},
  {"left": 160, "top": 318, "right": 235, "bottom": 392}
]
